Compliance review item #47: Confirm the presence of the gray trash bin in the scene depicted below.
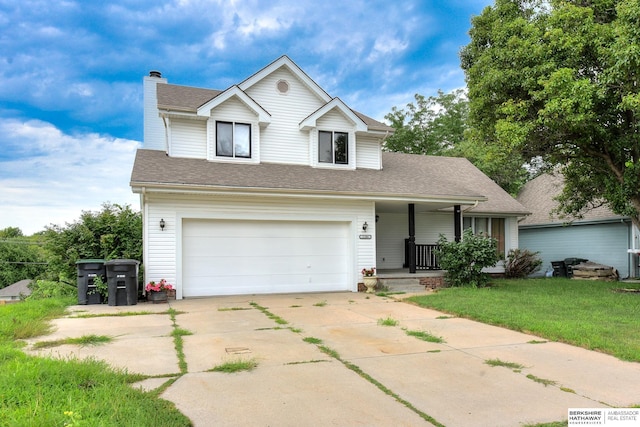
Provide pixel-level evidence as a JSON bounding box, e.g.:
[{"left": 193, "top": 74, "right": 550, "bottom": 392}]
[
  {"left": 76, "top": 259, "right": 106, "bottom": 305},
  {"left": 105, "top": 259, "right": 140, "bottom": 306},
  {"left": 551, "top": 261, "right": 567, "bottom": 278}
]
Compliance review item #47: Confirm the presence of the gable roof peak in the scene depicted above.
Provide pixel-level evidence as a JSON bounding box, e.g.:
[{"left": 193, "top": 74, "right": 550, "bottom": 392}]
[{"left": 238, "top": 55, "right": 332, "bottom": 103}]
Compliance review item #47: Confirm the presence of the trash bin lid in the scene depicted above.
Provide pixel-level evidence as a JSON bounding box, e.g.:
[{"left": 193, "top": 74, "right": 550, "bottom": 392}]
[
  {"left": 76, "top": 259, "right": 105, "bottom": 264},
  {"left": 105, "top": 259, "right": 140, "bottom": 265}
]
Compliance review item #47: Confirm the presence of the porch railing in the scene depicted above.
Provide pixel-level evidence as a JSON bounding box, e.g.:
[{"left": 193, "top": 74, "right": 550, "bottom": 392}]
[{"left": 404, "top": 239, "right": 441, "bottom": 270}]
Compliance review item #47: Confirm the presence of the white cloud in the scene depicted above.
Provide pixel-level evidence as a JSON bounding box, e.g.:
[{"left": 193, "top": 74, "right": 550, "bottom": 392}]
[{"left": 0, "top": 118, "right": 141, "bottom": 235}]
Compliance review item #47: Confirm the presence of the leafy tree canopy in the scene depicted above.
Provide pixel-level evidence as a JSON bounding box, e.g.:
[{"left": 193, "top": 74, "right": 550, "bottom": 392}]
[
  {"left": 43, "top": 203, "right": 142, "bottom": 282},
  {"left": 384, "top": 88, "right": 529, "bottom": 195},
  {"left": 461, "top": 0, "right": 640, "bottom": 227},
  {"left": 384, "top": 89, "right": 469, "bottom": 156},
  {"left": 0, "top": 229, "right": 46, "bottom": 288}
]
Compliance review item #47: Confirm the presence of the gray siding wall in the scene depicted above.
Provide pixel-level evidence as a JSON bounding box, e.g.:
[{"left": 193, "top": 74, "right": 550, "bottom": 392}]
[{"left": 519, "top": 222, "right": 632, "bottom": 278}]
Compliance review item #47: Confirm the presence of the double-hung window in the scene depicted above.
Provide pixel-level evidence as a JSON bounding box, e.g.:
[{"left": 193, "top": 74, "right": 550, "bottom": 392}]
[
  {"left": 463, "top": 217, "right": 505, "bottom": 256},
  {"left": 216, "top": 121, "right": 251, "bottom": 158},
  {"left": 319, "top": 131, "right": 348, "bottom": 165}
]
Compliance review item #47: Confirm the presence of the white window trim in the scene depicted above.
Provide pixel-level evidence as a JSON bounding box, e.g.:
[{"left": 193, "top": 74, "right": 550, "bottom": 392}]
[
  {"left": 208, "top": 120, "right": 260, "bottom": 164},
  {"left": 312, "top": 129, "right": 356, "bottom": 170}
]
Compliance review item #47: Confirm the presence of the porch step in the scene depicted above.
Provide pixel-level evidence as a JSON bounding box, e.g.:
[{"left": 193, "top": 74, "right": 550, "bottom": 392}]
[{"left": 378, "top": 278, "right": 426, "bottom": 293}]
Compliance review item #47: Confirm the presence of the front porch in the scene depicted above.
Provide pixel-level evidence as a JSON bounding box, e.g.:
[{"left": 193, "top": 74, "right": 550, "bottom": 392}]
[{"left": 376, "top": 268, "right": 446, "bottom": 293}]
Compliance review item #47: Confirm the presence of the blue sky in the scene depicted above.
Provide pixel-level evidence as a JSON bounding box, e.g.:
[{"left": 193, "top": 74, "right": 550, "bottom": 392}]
[{"left": 0, "top": 0, "right": 492, "bottom": 235}]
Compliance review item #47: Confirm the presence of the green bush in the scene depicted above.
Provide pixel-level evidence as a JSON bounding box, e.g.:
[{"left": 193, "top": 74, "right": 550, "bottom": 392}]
[
  {"left": 27, "top": 280, "right": 77, "bottom": 300},
  {"left": 43, "top": 203, "right": 142, "bottom": 282},
  {"left": 504, "top": 249, "right": 543, "bottom": 278},
  {"left": 436, "top": 229, "right": 500, "bottom": 288}
]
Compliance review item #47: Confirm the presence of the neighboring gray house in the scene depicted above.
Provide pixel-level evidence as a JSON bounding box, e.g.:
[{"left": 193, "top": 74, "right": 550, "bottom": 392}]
[
  {"left": 0, "top": 279, "right": 32, "bottom": 301},
  {"left": 132, "top": 56, "right": 529, "bottom": 298},
  {"left": 517, "top": 173, "right": 639, "bottom": 279}
]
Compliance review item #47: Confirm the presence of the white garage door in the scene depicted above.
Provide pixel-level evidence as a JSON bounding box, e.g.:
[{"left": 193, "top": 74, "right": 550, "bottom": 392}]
[{"left": 182, "top": 219, "right": 351, "bottom": 296}]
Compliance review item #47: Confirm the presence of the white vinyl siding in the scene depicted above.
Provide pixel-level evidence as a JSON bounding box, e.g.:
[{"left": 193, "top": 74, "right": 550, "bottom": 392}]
[
  {"left": 356, "top": 135, "right": 382, "bottom": 170},
  {"left": 143, "top": 193, "right": 375, "bottom": 298},
  {"left": 245, "top": 67, "right": 325, "bottom": 165},
  {"left": 376, "top": 212, "right": 454, "bottom": 269},
  {"left": 170, "top": 119, "right": 207, "bottom": 159},
  {"left": 375, "top": 212, "right": 517, "bottom": 272},
  {"left": 143, "top": 76, "right": 167, "bottom": 150}
]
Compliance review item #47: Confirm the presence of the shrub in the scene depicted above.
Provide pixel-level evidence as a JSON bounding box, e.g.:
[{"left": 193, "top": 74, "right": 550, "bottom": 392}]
[
  {"left": 436, "top": 229, "right": 500, "bottom": 288},
  {"left": 27, "top": 280, "right": 76, "bottom": 300},
  {"left": 504, "top": 249, "right": 543, "bottom": 278}
]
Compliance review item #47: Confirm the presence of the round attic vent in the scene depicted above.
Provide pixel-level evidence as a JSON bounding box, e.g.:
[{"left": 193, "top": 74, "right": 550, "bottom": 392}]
[{"left": 276, "top": 79, "right": 289, "bottom": 94}]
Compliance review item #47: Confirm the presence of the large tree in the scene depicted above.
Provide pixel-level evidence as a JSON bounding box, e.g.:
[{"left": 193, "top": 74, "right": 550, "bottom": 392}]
[
  {"left": 384, "top": 89, "right": 469, "bottom": 156},
  {"left": 384, "top": 89, "right": 529, "bottom": 194},
  {"left": 461, "top": 0, "right": 640, "bottom": 227}
]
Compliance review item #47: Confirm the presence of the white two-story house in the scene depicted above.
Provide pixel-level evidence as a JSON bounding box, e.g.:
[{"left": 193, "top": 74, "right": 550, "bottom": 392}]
[{"left": 131, "top": 55, "right": 529, "bottom": 298}]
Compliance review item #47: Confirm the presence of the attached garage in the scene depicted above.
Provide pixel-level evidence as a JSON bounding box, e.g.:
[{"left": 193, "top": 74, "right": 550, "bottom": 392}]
[{"left": 181, "top": 219, "right": 352, "bottom": 296}]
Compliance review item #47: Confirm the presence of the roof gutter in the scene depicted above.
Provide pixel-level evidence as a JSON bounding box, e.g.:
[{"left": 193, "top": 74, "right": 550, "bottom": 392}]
[{"left": 130, "top": 182, "right": 487, "bottom": 206}]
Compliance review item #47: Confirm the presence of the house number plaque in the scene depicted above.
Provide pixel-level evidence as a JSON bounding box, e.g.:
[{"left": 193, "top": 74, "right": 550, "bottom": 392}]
[{"left": 359, "top": 234, "right": 372, "bottom": 239}]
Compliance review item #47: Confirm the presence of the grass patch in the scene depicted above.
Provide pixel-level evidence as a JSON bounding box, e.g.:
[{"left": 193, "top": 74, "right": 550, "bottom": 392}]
[
  {"left": 485, "top": 358, "right": 525, "bottom": 370},
  {"left": 313, "top": 300, "right": 328, "bottom": 307},
  {"left": 528, "top": 340, "right": 548, "bottom": 344},
  {"left": 404, "top": 329, "right": 445, "bottom": 343},
  {"left": 72, "top": 310, "right": 155, "bottom": 318},
  {"left": 288, "top": 327, "right": 303, "bottom": 333},
  {"left": 210, "top": 358, "right": 258, "bottom": 373},
  {"left": 168, "top": 309, "right": 189, "bottom": 374},
  {"left": 527, "top": 374, "right": 557, "bottom": 387},
  {"left": 290, "top": 305, "right": 302, "bottom": 308},
  {"left": 0, "top": 298, "right": 190, "bottom": 426},
  {"left": 171, "top": 327, "right": 193, "bottom": 338},
  {"left": 285, "top": 359, "right": 330, "bottom": 365},
  {"left": 408, "top": 278, "right": 640, "bottom": 362},
  {"left": 377, "top": 316, "right": 399, "bottom": 327},
  {"left": 303, "top": 337, "right": 323, "bottom": 344},
  {"left": 436, "top": 315, "right": 453, "bottom": 319},
  {"left": 249, "top": 302, "right": 288, "bottom": 325},
  {"left": 524, "top": 422, "right": 567, "bottom": 427},
  {"left": 375, "top": 291, "right": 406, "bottom": 297},
  {"left": 33, "top": 334, "right": 112, "bottom": 349}
]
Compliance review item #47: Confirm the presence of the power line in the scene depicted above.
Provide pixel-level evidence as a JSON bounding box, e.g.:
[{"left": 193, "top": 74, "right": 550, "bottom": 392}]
[{"left": 0, "top": 261, "right": 49, "bottom": 265}]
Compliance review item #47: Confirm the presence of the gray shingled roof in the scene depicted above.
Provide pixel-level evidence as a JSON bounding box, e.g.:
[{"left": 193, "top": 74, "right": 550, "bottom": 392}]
[
  {"left": 157, "top": 84, "right": 222, "bottom": 112},
  {"left": 0, "top": 279, "right": 32, "bottom": 298},
  {"left": 131, "top": 150, "right": 529, "bottom": 215},
  {"left": 156, "top": 83, "right": 393, "bottom": 133},
  {"left": 517, "top": 173, "right": 624, "bottom": 226}
]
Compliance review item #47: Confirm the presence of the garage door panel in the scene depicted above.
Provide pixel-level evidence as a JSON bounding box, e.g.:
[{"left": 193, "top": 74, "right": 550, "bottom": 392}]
[
  {"left": 182, "top": 219, "right": 351, "bottom": 297},
  {"left": 183, "top": 236, "right": 348, "bottom": 257},
  {"left": 185, "top": 254, "right": 348, "bottom": 277}
]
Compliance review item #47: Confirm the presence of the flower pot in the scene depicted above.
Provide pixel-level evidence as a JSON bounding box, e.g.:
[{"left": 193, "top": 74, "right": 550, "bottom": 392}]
[
  {"left": 363, "top": 276, "right": 378, "bottom": 293},
  {"left": 148, "top": 290, "right": 168, "bottom": 303}
]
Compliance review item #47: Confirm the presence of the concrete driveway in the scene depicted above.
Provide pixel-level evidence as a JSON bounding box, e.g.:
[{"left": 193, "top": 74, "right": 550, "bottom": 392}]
[{"left": 28, "top": 292, "right": 640, "bottom": 426}]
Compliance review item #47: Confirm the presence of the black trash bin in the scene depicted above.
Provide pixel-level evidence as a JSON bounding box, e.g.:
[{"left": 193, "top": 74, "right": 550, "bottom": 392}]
[
  {"left": 551, "top": 261, "right": 567, "bottom": 277},
  {"left": 105, "top": 259, "right": 140, "bottom": 306},
  {"left": 76, "top": 259, "right": 106, "bottom": 305},
  {"left": 564, "top": 257, "right": 588, "bottom": 278}
]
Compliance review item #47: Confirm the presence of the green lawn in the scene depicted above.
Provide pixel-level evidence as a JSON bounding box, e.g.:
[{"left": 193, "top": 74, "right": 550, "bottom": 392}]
[
  {"left": 0, "top": 298, "right": 191, "bottom": 426},
  {"left": 408, "top": 278, "right": 640, "bottom": 362}
]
